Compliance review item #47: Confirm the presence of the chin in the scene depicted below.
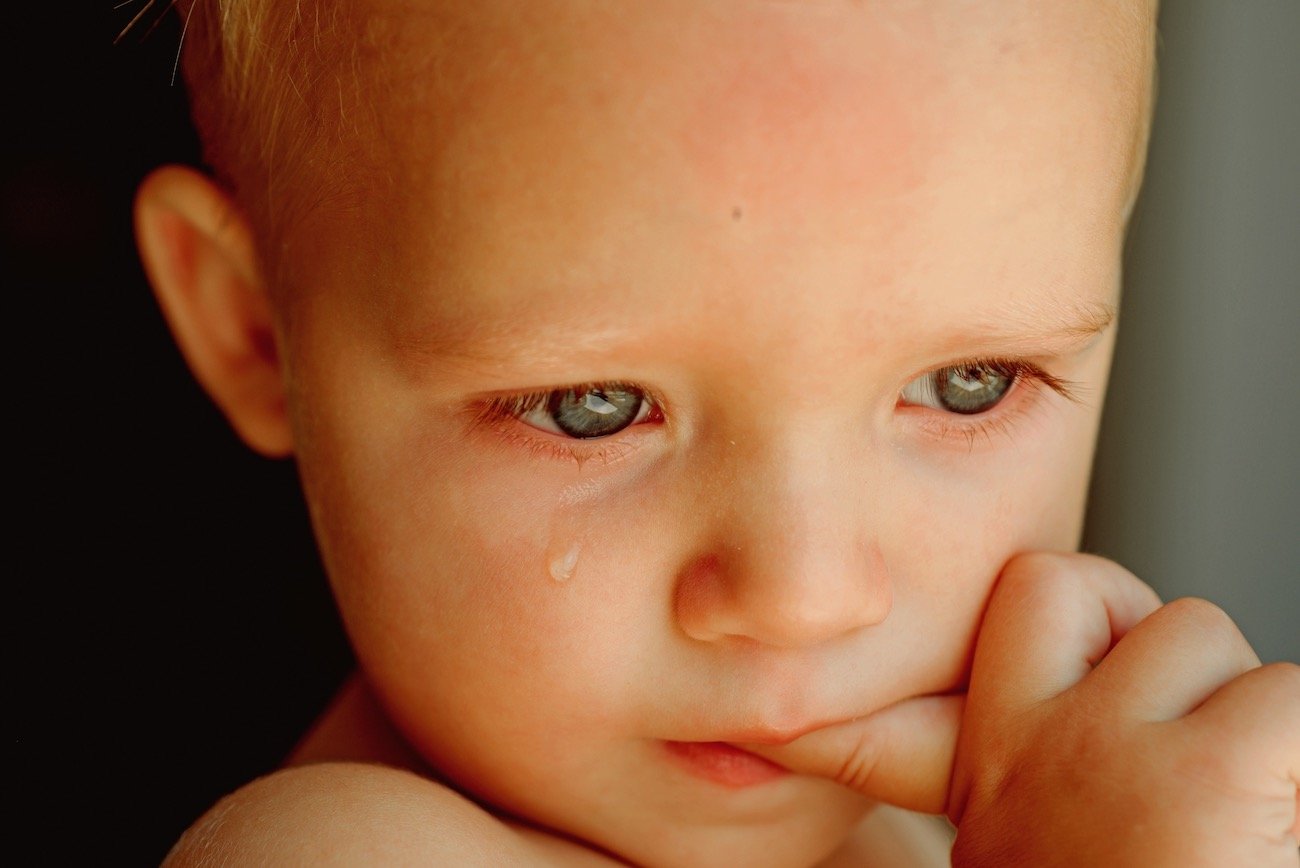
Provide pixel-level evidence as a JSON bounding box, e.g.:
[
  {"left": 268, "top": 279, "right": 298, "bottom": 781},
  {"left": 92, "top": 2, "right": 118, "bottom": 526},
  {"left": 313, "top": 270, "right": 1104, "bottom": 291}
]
[{"left": 584, "top": 792, "right": 872, "bottom": 868}]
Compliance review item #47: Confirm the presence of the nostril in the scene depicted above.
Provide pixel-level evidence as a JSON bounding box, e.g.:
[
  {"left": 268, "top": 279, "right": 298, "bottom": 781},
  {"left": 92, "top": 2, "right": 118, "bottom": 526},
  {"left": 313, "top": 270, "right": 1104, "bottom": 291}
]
[{"left": 674, "top": 554, "right": 730, "bottom": 642}]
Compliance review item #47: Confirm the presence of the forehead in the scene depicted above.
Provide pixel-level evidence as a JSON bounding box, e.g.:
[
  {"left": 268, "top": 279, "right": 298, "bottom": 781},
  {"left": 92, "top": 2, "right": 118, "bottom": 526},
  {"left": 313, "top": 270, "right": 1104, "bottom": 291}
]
[{"left": 298, "top": 0, "right": 1149, "bottom": 359}]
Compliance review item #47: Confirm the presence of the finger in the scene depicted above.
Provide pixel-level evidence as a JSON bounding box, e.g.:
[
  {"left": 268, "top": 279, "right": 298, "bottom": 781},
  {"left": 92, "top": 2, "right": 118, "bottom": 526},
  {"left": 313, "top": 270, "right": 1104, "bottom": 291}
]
[
  {"left": 743, "top": 693, "right": 962, "bottom": 814},
  {"left": 969, "top": 553, "right": 1162, "bottom": 715},
  {"left": 1190, "top": 662, "right": 1300, "bottom": 787},
  {"left": 1085, "top": 597, "right": 1260, "bottom": 721},
  {"left": 1190, "top": 662, "right": 1300, "bottom": 844}
]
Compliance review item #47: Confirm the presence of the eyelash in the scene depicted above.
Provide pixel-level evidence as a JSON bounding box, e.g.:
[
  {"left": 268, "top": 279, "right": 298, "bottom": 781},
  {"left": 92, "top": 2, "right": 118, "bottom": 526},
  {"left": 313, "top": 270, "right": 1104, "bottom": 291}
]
[
  {"left": 468, "top": 360, "right": 1081, "bottom": 463},
  {"left": 900, "top": 357, "right": 1081, "bottom": 450}
]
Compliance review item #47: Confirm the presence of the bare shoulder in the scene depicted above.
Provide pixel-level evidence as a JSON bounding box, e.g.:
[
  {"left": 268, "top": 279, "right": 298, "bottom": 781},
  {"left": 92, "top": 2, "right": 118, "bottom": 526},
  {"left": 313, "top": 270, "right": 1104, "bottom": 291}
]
[
  {"left": 161, "top": 763, "right": 521, "bottom": 866},
  {"left": 162, "top": 676, "right": 617, "bottom": 866},
  {"left": 161, "top": 762, "right": 606, "bottom": 867}
]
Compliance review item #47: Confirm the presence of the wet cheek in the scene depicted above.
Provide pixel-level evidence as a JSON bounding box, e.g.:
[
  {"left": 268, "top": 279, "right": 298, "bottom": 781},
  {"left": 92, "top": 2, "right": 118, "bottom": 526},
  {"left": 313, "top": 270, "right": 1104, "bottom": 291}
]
[
  {"left": 339, "top": 460, "right": 559, "bottom": 639},
  {"left": 312, "top": 426, "right": 661, "bottom": 717}
]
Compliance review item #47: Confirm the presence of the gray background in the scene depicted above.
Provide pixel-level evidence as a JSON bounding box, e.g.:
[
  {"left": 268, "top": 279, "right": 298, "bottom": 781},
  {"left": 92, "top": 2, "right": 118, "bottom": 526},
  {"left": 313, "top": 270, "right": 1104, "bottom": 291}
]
[{"left": 1084, "top": 0, "right": 1299, "bottom": 664}]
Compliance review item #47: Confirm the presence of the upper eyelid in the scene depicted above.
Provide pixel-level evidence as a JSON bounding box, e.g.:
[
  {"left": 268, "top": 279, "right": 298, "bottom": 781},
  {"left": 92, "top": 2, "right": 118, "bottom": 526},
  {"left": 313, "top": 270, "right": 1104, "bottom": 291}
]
[{"left": 475, "top": 380, "right": 665, "bottom": 406}]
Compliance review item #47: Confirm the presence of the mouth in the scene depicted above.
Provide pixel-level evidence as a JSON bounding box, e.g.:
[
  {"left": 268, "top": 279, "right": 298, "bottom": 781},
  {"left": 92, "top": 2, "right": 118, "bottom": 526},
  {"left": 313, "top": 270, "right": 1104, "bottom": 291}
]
[{"left": 661, "top": 740, "right": 790, "bottom": 788}]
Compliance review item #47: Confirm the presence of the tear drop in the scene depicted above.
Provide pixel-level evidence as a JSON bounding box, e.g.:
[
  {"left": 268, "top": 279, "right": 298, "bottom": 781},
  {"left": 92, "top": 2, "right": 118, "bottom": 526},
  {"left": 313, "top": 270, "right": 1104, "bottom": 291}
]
[{"left": 548, "top": 542, "right": 581, "bottom": 583}]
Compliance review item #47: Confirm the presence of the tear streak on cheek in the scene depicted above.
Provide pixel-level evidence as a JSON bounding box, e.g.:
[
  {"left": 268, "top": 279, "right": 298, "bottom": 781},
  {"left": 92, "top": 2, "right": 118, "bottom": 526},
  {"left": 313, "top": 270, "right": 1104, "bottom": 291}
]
[{"left": 433, "top": 468, "right": 611, "bottom": 611}]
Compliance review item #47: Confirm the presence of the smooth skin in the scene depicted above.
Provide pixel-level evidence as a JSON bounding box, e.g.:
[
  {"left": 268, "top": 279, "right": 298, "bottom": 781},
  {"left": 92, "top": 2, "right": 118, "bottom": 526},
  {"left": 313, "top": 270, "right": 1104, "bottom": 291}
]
[{"left": 136, "top": 1, "right": 1298, "bottom": 865}]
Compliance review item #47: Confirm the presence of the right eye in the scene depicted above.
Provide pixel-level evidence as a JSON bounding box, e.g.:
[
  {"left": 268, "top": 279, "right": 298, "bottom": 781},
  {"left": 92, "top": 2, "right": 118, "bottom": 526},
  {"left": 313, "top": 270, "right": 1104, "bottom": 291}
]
[
  {"left": 900, "top": 360, "right": 1024, "bottom": 415},
  {"left": 518, "top": 384, "right": 656, "bottom": 439}
]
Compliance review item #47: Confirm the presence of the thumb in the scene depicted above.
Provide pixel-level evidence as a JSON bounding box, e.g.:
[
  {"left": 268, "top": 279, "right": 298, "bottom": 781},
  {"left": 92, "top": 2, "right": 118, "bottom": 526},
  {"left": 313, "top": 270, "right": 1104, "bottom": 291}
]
[{"left": 742, "top": 693, "right": 963, "bottom": 815}]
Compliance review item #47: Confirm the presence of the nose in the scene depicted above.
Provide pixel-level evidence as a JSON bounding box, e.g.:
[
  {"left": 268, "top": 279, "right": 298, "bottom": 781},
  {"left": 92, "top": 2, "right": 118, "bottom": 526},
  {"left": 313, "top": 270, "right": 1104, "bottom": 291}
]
[{"left": 674, "top": 446, "right": 893, "bottom": 649}]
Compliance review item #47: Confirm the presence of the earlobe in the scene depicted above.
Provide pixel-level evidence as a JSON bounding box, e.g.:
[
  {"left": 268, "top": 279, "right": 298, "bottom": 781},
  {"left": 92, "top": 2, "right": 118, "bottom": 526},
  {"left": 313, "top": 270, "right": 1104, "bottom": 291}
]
[{"left": 135, "top": 165, "right": 293, "bottom": 457}]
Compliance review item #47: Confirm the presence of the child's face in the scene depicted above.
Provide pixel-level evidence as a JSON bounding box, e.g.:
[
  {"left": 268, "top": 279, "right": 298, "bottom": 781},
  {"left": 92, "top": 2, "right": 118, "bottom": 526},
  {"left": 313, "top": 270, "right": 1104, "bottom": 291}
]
[{"left": 269, "top": 1, "right": 1148, "bottom": 864}]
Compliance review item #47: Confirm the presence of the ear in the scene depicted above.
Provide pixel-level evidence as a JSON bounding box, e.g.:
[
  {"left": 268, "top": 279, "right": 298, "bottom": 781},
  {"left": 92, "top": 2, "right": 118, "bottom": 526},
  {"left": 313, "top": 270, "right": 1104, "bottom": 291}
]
[{"left": 135, "top": 165, "right": 293, "bottom": 457}]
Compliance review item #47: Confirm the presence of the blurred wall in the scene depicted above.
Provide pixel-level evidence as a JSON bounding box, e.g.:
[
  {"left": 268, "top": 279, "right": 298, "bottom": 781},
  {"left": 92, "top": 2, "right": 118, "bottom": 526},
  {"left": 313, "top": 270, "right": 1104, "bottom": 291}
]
[{"left": 1084, "top": 0, "right": 1300, "bottom": 664}]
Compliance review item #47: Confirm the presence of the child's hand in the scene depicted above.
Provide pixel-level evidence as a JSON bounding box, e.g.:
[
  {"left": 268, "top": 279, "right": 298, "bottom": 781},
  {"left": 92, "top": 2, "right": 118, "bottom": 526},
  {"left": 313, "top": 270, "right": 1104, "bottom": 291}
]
[
  {"left": 947, "top": 553, "right": 1299, "bottom": 866},
  {"left": 745, "top": 553, "right": 1300, "bottom": 866}
]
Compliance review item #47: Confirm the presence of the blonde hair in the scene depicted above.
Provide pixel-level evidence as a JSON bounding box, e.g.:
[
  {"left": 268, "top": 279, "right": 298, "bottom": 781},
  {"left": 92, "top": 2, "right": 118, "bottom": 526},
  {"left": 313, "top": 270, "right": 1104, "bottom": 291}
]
[{"left": 180, "top": 0, "right": 358, "bottom": 274}]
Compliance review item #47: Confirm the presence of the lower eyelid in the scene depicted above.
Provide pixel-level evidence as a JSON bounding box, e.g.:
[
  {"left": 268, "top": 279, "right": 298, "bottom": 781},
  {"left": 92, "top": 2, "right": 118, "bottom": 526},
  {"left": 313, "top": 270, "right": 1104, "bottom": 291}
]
[{"left": 500, "top": 425, "right": 634, "bottom": 465}]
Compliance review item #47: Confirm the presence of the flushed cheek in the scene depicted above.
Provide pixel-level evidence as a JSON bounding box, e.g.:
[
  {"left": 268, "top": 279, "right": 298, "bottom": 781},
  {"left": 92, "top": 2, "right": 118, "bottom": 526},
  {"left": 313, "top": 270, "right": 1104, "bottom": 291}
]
[{"left": 879, "top": 446, "right": 1094, "bottom": 682}]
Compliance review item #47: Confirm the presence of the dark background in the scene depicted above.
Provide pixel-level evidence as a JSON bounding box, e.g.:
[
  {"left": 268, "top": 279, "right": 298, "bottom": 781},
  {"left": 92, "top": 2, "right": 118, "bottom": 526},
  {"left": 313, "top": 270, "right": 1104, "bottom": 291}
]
[
  {"left": 11, "top": 3, "right": 1297, "bottom": 865},
  {"left": 11, "top": 6, "right": 351, "bottom": 864}
]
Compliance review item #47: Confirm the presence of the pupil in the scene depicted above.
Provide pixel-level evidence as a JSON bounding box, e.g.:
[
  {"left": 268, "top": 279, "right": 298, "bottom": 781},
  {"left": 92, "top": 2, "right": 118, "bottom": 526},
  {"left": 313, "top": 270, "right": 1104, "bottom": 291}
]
[
  {"left": 936, "top": 364, "right": 1012, "bottom": 414},
  {"left": 549, "top": 387, "right": 643, "bottom": 438}
]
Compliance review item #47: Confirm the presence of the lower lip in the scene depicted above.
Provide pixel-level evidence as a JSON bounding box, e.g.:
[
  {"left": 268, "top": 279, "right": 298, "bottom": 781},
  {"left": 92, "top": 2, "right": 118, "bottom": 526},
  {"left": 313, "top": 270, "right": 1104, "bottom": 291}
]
[{"left": 662, "top": 740, "right": 789, "bottom": 788}]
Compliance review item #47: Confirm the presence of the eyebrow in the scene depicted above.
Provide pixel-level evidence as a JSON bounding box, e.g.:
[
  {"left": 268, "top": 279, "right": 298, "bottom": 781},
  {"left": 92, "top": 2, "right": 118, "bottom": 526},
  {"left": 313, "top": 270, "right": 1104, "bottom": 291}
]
[
  {"left": 939, "top": 296, "right": 1118, "bottom": 356},
  {"left": 394, "top": 310, "right": 641, "bottom": 371},
  {"left": 395, "top": 296, "right": 1118, "bottom": 373}
]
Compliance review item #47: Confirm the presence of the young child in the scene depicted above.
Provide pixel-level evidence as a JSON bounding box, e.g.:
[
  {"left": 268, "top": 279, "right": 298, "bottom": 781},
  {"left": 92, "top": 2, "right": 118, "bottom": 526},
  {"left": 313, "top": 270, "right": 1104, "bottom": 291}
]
[{"left": 136, "top": 0, "right": 1299, "bottom": 864}]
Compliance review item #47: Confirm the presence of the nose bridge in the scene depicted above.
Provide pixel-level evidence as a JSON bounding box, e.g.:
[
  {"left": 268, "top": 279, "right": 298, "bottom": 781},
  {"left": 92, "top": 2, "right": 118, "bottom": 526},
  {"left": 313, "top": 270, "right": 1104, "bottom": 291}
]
[
  {"left": 734, "top": 431, "right": 856, "bottom": 551},
  {"left": 675, "top": 423, "right": 893, "bottom": 648}
]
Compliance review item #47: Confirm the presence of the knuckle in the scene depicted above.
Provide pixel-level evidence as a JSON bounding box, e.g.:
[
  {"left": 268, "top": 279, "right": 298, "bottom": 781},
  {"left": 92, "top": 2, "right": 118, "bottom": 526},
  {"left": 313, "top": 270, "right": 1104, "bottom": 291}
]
[
  {"left": 990, "top": 553, "right": 1099, "bottom": 640},
  {"left": 1160, "top": 596, "right": 1238, "bottom": 636},
  {"left": 835, "top": 727, "right": 887, "bottom": 793},
  {"left": 1001, "top": 551, "right": 1073, "bottom": 582},
  {"left": 997, "top": 552, "right": 1141, "bottom": 601},
  {"left": 1151, "top": 597, "right": 1258, "bottom": 668},
  {"left": 1256, "top": 660, "right": 1300, "bottom": 701},
  {"left": 997, "top": 552, "right": 1078, "bottom": 604}
]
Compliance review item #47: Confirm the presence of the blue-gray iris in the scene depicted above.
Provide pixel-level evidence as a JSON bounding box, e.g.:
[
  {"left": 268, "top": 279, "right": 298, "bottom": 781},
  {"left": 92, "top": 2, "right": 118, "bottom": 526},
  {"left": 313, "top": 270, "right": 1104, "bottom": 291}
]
[
  {"left": 936, "top": 365, "right": 1012, "bottom": 414},
  {"left": 548, "top": 387, "right": 645, "bottom": 438}
]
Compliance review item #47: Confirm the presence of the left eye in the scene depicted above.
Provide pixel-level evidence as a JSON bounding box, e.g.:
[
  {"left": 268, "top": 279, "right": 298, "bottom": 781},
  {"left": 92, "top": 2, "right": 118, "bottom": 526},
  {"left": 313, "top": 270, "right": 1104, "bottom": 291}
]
[
  {"left": 901, "top": 361, "right": 1017, "bottom": 415},
  {"left": 520, "top": 385, "right": 653, "bottom": 439}
]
